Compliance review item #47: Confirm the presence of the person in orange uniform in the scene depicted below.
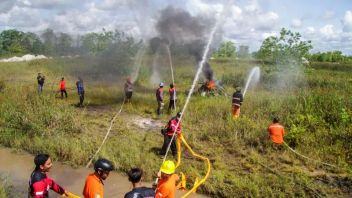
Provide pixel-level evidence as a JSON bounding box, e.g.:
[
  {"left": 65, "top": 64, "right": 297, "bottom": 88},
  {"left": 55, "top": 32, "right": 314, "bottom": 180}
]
[
  {"left": 232, "top": 87, "right": 243, "bottom": 120},
  {"left": 83, "top": 158, "right": 114, "bottom": 198},
  {"left": 267, "top": 116, "right": 285, "bottom": 147},
  {"left": 155, "top": 160, "right": 180, "bottom": 198}
]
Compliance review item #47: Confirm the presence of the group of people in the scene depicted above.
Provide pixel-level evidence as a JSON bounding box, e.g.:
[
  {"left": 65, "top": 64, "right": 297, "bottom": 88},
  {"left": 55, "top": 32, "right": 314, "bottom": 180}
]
[
  {"left": 36, "top": 73, "right": 85, "bottom": 107},
  {"left": 29, "top": 154, "right": 180, "bottom": 198}
]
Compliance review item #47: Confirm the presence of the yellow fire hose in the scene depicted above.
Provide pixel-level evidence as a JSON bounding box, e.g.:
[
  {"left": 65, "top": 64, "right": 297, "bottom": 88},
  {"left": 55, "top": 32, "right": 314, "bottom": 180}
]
[
  {"left": 176, "top": 134, "right": 211, "bottom": 198},
  {"left": 62, "top": 192, "right": 81, "bottom": 198}
]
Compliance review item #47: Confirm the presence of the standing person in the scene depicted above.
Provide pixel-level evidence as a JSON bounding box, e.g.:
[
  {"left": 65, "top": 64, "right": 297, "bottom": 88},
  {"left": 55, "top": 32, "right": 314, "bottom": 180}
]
[
  {"left": 124, "top": 77, "right": 133, "bottom": 103},
  {"left": 28, "top": 154, "right": 69, "bottom": 198},
  {"left": 155, "top": 160, "right": 180, "bottom": 198},
  {"left": 167, "top": 83, "right": 177, "bottom": 113},
  {"left": 59, "top": 77, "right": 68, "bottom": 99},
  {"left": 232, "top": 87, "right": 244, "bottom": 119},
  {"left": 124, "top": 168, "right": 155, "bottom": 198},
  {"left": 83, "top": 158, "right": 114, "bottom": 198},
  {"left": 160, "top": 112, "right": 182, "bottom": 156},
  {"left": 267, "top": 116, "right": 285, "bottom": 148},
  {"left": 76, "top": 77, "right": 85, "bottom": 107},
  {"left": 156, "top": 82, "right": 164, "bottom": 115},
  {"left": 37, "top": 73, "right": 45, "bottom": 94}
]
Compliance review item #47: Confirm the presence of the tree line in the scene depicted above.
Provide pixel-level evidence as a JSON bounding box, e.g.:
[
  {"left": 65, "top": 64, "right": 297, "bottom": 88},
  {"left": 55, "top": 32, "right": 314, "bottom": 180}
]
[
  {"left": 0, "top": 28, "right": 141, "bottom": 57},
  {"left": 213, "top": 28, "right": 352, "bottom": 64}
]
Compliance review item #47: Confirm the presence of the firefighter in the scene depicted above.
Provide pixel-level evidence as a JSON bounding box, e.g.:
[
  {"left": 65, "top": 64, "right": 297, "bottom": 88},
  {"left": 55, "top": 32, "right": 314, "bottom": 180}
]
[
  {"left": 124, "top": 168, "right": 155, "bottom": 198},
  {"left": 76, "top": 77, "right": 85, "bottom": 107},
  {"left": 156, "top": 82, "right": 164, "bottom": 115},
  {"left": 59, "top": 77, "right": 68, "bottom": 99},
  {"left": 83, "top": 158, "right": 114, "bottom": 198},
  {"left": 155, "top": 160, "right": 180, "bottom": 198},
  {"left": 267, "top": 116, "right": 285, "bottom": 148},
  {"left": 232, "top": 87, "right": 243, "bottom": 119},
  {"left": 124, "top": 77, "right": 133, "bottom": 103},
  {"left": 160, "top": 112, "right": 182, "bottom": 156},
  {"left": 28, "top": 154, "right": 69, "bottom": 198},
  {"left": 37, "top": 73, "right": 45, "bottom": 94},
  {"left": 168, "top": 83, "right": 176, "bottom": 113}
]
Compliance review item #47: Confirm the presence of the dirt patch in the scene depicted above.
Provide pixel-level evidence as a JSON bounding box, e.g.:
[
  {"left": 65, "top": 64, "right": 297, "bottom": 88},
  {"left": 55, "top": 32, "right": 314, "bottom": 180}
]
[{"left": 127, "top": 115, "right": 164, "bottom": 131}]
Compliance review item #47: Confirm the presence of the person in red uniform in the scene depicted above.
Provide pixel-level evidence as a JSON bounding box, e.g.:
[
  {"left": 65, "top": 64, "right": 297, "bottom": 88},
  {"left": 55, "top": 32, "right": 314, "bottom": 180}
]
[
  {"left": 83, "top": 158, "right": 114, "bottom": 198},
  {"left": 160, "top": 112, "right": 182, "bottom": 156},
  {"left": 28, "top": 154, "right": 68, "bottom": 198},
  {"left": 267, "top": 116, "right": 285, "bottom": 149},
  {"left": 59, "top": 77, "right": 68, "bottom": 99}
]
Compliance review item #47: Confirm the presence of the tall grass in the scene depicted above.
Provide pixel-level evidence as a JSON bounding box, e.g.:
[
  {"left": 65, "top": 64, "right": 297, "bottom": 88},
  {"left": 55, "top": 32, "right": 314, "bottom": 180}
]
[{"left": 0, "top": 59, "right": 351, "bottom": 197}]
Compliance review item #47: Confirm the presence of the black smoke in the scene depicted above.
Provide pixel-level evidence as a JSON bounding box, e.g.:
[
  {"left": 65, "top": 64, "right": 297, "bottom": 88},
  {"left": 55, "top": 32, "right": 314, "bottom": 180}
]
[{"left": 150, "top": 6, "right": 217, "bottom": 80}]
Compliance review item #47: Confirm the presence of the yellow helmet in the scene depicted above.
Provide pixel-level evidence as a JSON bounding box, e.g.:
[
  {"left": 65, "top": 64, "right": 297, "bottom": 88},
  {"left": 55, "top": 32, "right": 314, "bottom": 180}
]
[{"left": 160, "top": 160, "right": 176, "bottom": 174}]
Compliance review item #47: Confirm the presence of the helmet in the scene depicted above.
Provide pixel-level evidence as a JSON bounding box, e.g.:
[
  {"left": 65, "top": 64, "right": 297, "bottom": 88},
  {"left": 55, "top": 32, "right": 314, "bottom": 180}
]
[
  {"left": 236, "top": 87, "right": 241, "bottom": 92},
  {"left": 94, "top": 158, "right": 114, "bottom": 172},
  {"left": 160, "top": 160, "right": 175, "bottom": 174},
  {"left": 159, "top": 82, "right": 164, "bottom": 87},
  {"left": 176, "top": 112, "right": 182, "bottom": 118}
]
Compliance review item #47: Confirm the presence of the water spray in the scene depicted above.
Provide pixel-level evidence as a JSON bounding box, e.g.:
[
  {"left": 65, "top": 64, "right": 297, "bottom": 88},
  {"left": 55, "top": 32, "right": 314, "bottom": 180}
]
[{"left": 243, "top": 66, "right": 260, "bottom": 97}]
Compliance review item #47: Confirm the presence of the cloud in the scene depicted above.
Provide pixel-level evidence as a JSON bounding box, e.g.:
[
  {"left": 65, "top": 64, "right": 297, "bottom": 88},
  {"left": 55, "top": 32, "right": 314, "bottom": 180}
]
[
  {"left": 319, "top": 24, "right": 339, "bottom": 40},
  {"left": 0, "top": 0, "right": 16, "bottom": 14},
  {"left": 290, "top": 18, "right": 302, "bottom": 28},
  {"left": 342, "top": 10, "right": 352, "bottom": 32}
]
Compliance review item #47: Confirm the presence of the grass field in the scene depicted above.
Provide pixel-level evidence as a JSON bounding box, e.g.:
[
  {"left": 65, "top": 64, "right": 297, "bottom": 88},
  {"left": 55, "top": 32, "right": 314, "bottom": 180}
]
[{"left": 0, "top": 57, "right": 351, "bottom": 197}]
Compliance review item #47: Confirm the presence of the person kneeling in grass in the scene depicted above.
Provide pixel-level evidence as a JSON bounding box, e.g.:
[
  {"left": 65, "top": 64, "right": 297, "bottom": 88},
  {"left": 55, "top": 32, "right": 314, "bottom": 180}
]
[
  {"left": 124, "top": 168, "right": 155, "bottom": 198},
  {"left": 267, "top": 116, "right": 285, "bottom": 150}
]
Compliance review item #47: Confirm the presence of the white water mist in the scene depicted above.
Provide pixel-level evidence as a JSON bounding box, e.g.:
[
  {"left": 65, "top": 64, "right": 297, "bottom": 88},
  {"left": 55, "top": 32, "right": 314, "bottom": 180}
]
[{"left": 243, "top": 66, "right": 260, "bottom": 97}]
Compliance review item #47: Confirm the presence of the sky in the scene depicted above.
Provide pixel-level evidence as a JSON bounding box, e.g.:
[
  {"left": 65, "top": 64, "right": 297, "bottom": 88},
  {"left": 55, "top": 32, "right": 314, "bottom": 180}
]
[{"left": 0, "top": 0, "right": 351, "bottom": 55}]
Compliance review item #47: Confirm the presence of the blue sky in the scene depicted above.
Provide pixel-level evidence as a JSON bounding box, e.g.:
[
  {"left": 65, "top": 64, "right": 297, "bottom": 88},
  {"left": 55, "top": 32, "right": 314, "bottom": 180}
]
[{"left": 0, "top": 0, "right": 351, "bottom": 54}]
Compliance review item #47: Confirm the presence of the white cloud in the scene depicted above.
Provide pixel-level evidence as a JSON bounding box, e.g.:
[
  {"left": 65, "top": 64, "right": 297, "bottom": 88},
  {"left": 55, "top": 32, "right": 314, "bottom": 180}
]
[
  {"left": 290, "top": 18, "right": 302, "bottom": 28},
  {"left": 262, "top": 32, "right": 277, "bottom": 39},
  {"left": 306, "top": 26, "right": 315, "bottom": 34},
  {"left": 319, "top": 24, "right": 339, "bottom": 39},
  {"left": 342, "top": 10, "right": 352, "bottom": 32}
]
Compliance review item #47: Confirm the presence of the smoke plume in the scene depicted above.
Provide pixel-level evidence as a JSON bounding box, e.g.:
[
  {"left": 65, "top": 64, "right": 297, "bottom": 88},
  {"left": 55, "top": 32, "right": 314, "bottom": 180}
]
[{"left": 151, "top": 6, "right": 220, "bottom": 81}]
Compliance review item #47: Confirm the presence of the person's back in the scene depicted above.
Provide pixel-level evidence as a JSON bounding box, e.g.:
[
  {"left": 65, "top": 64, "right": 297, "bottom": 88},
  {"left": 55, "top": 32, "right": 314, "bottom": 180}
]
[
  {"left": 124, "top": 187, "right": 155, "bottom": 198},
  {"left": 156, "top": 174, "right": 179, "bottom": 198},
  {"left": 124, "top": 168, "right": 155, "bottom": 198},
  {"left": 268, "top": 118, "right": 285, "bottom": 144},
  {"left": 60, "top": 79, "right": 66, "bottom": 90}
]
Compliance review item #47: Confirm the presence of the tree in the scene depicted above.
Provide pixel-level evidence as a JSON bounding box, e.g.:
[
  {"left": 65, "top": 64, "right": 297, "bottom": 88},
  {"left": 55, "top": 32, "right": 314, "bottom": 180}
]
[
  {"left": 237, "top": 45, "right": 250, "bottom": 59},
  {"left": 0, "top": 29, "right": 26, "bottom": 54},
  {"left": 41, "top": 29, "right": 57, "bottom": 55},
  {"left": 256, "top": 28, "right": 312, "bottom": 64},
  {"left": 56, "top": 33, "right": 73, "bottom": 55},
  {"left": 213, "top": 41, "right": 236, "bottom": 58}
]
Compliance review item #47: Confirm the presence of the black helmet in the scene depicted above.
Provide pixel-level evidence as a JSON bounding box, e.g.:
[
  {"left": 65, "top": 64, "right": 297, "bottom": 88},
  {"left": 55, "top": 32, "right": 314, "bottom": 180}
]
[{"left": 94, "top": 158, "right": 114, "bottom": 172}]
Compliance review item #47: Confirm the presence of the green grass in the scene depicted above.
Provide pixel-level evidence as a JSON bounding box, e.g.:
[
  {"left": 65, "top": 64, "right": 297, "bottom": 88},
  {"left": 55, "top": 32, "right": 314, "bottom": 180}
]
[
  {"left": 0, "top": 174, "right": 12, "bottom": 198},
  {"left": 0, "top": 58, "right": 351, "bottom": 197}
]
